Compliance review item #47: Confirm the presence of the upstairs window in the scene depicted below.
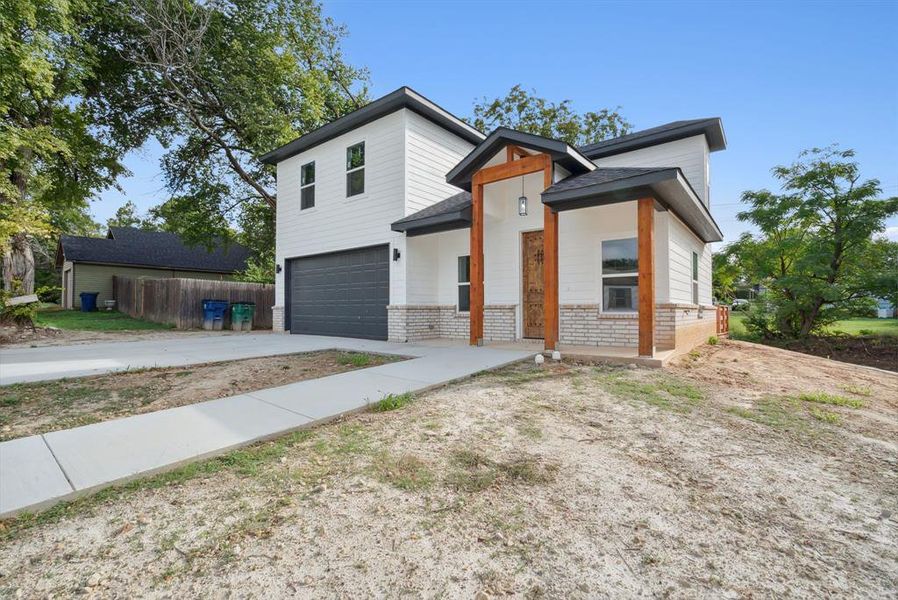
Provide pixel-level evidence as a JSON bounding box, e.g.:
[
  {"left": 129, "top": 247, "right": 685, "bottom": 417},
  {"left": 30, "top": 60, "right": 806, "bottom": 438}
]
[
  {"left": 300, "top": 161, "right": 315, "bottom": 209},
  {"left": 601, "top": 238, "right": 638, "bottom": 312},
  {"left": 692, "top": 251, "right": 699, "bottom": 305},
  {"left": 346, "top": 141, "right": 365, "bottom": 197},
  {"left": 457, "top": 255, "right": 470, "bottom": 312}
]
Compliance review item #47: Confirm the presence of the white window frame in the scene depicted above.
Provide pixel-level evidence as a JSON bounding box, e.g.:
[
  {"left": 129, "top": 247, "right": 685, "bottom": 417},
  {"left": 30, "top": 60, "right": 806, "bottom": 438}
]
[
  {"left": 457, "top": 255, "right": 470, "bottom": 314},
  {"left": 300, "top": 160, "right": 315, "bottom": 210},
  {"left": 692, "top": 251, "right": 700, "bottom": 305},
  {"left": 600, "top": 236, "right": 639, "bottom": 314},
  {"left": 345, "top": 141, "right": 365, "bottom": 198}
]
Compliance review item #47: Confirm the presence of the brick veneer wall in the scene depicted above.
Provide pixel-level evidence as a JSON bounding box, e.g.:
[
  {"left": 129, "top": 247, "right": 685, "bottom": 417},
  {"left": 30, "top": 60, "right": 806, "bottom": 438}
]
[
  {"left": 272, "top": 305, "right": 285, "bottom": 332},
  {"left": 559, "top": 303, "right": 716, "bottom": 350},
  {"left": 387, "top": 304, "right": 515, "bottom": 343}
]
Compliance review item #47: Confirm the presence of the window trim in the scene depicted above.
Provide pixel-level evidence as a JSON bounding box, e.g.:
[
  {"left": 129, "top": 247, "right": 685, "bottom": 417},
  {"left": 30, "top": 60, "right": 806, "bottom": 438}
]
[
  {"left": 300, "top": 160, "right": 315, "bottom": 210},
  {"left": 692, "top": 250, "right": 699, "bottom": 305},
  {"left": 345, "top": 141, "right": 365, "bottom": 198},
  {"left": 599, "top": 236, "right": 639, "bottom": 314},
  {"left": 457, "top": 255, "right": 470, "bottom": 314}
]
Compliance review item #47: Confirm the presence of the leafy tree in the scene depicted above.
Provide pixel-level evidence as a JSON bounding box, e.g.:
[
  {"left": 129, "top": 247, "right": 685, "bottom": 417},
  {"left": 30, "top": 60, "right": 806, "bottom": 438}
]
[
  {"left": 124, "top": 0, "right": 368, "bottom": 266},
  {"left": 469, "top": 85, "right": 631, "bottom": 146},
  {"left": 736, "top": 146, "right": 898, "bottom": 338},
  {"left": 106, "top": 200, "right": 160, "bottom": 231},
  {"left": 1, "top": 0, "right": 163, "bottom": 293},
  {"left": 712, "top": 246, "right": 742, "bottom": 303}
]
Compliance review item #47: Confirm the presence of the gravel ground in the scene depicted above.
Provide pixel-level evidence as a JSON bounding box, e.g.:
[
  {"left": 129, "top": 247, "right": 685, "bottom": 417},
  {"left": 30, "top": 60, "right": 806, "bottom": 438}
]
[{"left": 0, "top": 340, "right": 895, "bottom": 598}]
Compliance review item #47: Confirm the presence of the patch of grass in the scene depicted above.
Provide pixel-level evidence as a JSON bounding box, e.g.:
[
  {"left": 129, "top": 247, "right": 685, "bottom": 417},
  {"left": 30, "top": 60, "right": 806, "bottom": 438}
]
[
  {"left": 797, "top": 392, "right": 864, "bottom": 409},
  {"left": 839, "top": 384, "right": 872, "bottom": 397},
  {"left": 809, "top": 407, "right": 841, "bottom": 424},
  {"left": 336, "top": 352, "right": 373, "bottom": 367},
  {"left": 726, "top": 397, "right": 805, "bottom": 430},
  {"left": 374, "top": 453, "right": 434, "bottom": 491},
  {"left": 728, "top": 313, "right": 898, "bottom": 340},
  {"left": 708, "top": 336, "right": 719, "bottom": 345},
  {"left": 655, "top": 377, "right": 705, "bottom": 402},
  {"left": 34, "top": 308, "right": 172, "bottom": 331},
  {"left": 0, "top": 429, "right": 314, "bottom": 541},
  {"left": 445, "top": 449, "right": 557, "bottom": 494},
  {"left": 312, "top": 424, "right": 371, "bottom": 459},
  {"left": 371, "top": 392, "right": 413, "bottom": 412},
  {"left": 594, "top": 369, "right": 703, "bottom": 412}
]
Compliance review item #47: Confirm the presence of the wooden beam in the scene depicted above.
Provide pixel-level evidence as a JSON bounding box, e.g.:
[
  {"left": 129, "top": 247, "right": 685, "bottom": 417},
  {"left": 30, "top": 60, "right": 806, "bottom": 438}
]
[
  {"left": 543, "top": 162, "right": 558, "bottom": 351},
  {"left": 637, "top": 197, "right": 655, "bottom": 357},
  {"left": 473, "top": 153, "right": 550, "bottom": 187},
  {"left": 506, "top": 145, "right": 529, "bottom": 162},
  {"left": 470, "top": 182, "right": 484, "bottom": 345}
]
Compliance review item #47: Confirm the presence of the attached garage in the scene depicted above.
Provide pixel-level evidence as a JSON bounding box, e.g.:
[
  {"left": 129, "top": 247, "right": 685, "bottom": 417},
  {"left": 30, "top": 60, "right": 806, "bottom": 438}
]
[{"left": 286, "top": 245, "right": 390, "bottom": 340}]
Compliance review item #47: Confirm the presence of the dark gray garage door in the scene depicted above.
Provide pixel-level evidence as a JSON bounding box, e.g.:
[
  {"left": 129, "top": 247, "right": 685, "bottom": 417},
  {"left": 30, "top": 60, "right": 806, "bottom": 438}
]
[{"left": 287, "top": 245, "right": 389, "bottom": 340}]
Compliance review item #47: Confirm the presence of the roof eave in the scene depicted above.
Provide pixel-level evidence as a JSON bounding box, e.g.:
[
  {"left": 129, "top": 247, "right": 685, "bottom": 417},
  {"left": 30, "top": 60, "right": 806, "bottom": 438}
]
[
  {"left": 582, "top": 118, "right": 727, "bottom": 160},
  {"left": 260, "top": 87, "right": 485, "bottom": 165},
  {"left": 542, "top": 168, "right": 723, "bottom": 243},
  {"left": 391, "top": 206, "right": 472, "bottom": 235}
]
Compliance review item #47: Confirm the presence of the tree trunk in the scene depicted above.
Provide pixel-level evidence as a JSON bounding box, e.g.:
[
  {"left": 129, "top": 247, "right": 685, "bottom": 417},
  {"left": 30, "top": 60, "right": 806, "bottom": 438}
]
[{"left": 2, "top": 232, "right": 35, "bottom": 294}]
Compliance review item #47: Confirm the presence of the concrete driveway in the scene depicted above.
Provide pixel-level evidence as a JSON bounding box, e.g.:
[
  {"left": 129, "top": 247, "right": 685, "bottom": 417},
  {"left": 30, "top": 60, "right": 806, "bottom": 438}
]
[{"left": 0, "top": 334, "right": 534, "bottom": 517}]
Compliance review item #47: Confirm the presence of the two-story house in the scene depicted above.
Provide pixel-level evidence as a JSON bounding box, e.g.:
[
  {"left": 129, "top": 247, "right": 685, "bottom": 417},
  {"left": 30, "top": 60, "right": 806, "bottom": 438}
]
[{"left": 262, "top": 87, "right": 726, "bottom": 358}]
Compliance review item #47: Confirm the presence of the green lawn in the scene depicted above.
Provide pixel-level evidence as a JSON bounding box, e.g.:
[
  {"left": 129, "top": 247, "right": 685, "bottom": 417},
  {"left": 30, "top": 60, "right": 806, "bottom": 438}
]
[
  {"left": 35, "top": 308, "right": 172, "bottom": 331},
  {"left": 729, "top": 313, "right": 898, "bottom": 340}
]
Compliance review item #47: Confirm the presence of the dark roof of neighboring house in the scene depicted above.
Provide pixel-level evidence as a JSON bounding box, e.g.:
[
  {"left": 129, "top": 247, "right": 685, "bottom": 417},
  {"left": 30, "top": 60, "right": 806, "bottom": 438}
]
[
  {"left": 260, "top": 87, "right": 485, "bottom": 165},
  {"left": 445, "top": 127, "right": 595, "bottom": 191},
  {"left": 57, "top": 227, "right": 251, "bottom": 273},
  {"left": 579, "top": 118, "right": 726, "bottom": 160}
]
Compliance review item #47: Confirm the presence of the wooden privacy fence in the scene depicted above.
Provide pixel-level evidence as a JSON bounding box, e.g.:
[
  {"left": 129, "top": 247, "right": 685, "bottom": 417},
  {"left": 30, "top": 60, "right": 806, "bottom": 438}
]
[
  {"left": 113, "top": 276, "right": 274, "bottom": 330},
  {"left": 716, "top": 305, "right": 730, "bottom": 336}
]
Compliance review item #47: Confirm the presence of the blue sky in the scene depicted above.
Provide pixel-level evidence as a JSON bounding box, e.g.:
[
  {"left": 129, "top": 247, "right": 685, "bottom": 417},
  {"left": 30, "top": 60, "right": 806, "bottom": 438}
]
[{"left": 95, "top": 0, "right": 898, "bottom": 244}]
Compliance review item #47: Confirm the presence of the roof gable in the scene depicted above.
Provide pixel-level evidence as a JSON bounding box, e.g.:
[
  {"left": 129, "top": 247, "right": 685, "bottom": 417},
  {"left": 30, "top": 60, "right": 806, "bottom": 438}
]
[
  {"left": 445, "top": 128, "right": 595, "bottom": 191},
  {"left": 260, "top": 87, "right": 485, "bottom": 165},
  {"left": 579, "top": 118, "right": 726, "bottom": 160}
]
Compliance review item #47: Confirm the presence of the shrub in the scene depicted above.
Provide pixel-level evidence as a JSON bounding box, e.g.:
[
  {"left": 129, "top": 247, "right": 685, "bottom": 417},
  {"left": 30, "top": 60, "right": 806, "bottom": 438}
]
[
  {"left": 708, "top": 336, "right": 719, "bottom": 345},
  {"left": 0, "top": 291, "right": 38, "bottom": 328},
  {"left": 36, "top": 285, "right": 62, "bottom": 304}
]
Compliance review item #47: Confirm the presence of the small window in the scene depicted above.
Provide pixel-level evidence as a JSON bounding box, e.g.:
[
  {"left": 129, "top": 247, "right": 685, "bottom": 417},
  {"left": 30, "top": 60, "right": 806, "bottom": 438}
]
[
  {"left": 300, "top": 161, "right": 315, "bottom": 209},
  {"left": 346, "top": 142, "right": 365, "bottom": 197},
  {"left": 692, "top": 251, "right": 699, "bottom": 305},
  {"left": 457, "top": 255, "right": 470, "bottom": 312},
  {"left": 601, "top": 238, "right": 638, "bottom": 312}
]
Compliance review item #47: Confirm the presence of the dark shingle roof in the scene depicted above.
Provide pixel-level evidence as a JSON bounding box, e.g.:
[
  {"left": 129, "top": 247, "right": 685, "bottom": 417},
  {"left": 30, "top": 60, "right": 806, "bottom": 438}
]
[
  {"left": 579, "top": 118, "right": 726, "bottom": 159},
  {"left": 542, "top": 167, "right": 671, "bottom": 195},
  {"left": 392, "top": 192, "right": 472, "bottom": 227},
  {"left": 59, "top": 227, "right": 251, "bottom": 273}
]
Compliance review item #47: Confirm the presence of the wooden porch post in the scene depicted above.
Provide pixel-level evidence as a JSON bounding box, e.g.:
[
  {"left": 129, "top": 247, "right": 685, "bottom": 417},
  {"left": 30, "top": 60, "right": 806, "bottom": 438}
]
[
  {"left": 543, "top": 161, "right": 558, "bottom": 351},
  {"left": 470, "top": 178, "right": 484, "bottom": 345},
  {"left": 637, "top": 197, "right": 655, "bottom": 357}
]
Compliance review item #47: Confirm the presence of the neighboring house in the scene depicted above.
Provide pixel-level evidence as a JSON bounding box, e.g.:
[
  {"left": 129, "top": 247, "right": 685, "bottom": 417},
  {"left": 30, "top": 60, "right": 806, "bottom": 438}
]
[
  {"left": 56, "top": 227, "right": 251, "bottom": 309},
  {"left": 876, "top": 298, "right": 896, "bottom": 319},
  {"left": 262, "top": 87, "right": 726, "bottom": 357}
]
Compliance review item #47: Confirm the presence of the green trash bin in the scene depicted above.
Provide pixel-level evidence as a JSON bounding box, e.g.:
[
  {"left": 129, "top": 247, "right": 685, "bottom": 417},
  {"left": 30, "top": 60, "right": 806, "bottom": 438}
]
[{"left": 230, "top": 302, "right": 256, "bottom": 331}]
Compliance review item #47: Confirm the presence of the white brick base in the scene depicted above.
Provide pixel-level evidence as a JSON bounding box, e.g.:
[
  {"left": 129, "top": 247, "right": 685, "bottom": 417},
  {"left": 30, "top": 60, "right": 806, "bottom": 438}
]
[
  {"left": 272, "top": 305, "right": 285, "bottom": 332},
  {"left": 387, "top": 305, "right": 515, "bottom": 343},
  {"left": 560, "top": 303, "right": 716, "bottom": 350}
]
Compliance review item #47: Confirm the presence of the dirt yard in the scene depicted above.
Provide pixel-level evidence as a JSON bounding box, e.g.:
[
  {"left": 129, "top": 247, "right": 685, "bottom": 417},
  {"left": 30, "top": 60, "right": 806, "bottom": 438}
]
[
  {"left": 0, "top": 351, "right": 400, "bottom": 441},
  {"left": 1, "top": 340, "right": 895, "bottom": 598}
]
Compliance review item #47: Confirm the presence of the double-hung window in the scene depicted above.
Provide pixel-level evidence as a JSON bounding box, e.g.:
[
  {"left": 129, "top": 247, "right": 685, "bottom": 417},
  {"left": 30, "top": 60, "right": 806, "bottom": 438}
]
[
  {"left": 457, "top": 256, "right": 470, "bottom": 312},
  {"left": 346, "top": 141, "right": 365, "bottom": 197},
  {"left": 300, "top": 161, "right": 315, "bottom": 209},
  {"left": 692, "top": 251, "right": 699, "bottom": 305},
  {"left": 601, "top": 238, "right": 638, "bottom": 312}
]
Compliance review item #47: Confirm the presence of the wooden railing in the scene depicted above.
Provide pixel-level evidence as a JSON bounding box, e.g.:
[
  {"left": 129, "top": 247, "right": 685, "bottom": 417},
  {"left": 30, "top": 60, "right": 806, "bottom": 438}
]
[
  {"left": 716, "top": 305, "right": 730, "bottom": 336},
  {"left": 113, "top": 276, "right": 274, "bottom": 329}
]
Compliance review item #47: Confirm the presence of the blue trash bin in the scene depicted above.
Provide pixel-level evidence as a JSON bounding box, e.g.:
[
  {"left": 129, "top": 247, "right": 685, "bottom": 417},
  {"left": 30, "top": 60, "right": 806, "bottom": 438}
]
[
  {"left": 80, "top": 292, "right": 99, "bottom": 312},
  {"left": 202, "top": 299, "right": 228, "bottom": 330}
]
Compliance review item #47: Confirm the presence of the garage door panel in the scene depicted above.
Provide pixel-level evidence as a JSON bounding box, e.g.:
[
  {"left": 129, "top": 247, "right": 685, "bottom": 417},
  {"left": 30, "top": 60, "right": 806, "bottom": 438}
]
[{"left": 288, "top": 245, "right": 389, "bottom": 340}]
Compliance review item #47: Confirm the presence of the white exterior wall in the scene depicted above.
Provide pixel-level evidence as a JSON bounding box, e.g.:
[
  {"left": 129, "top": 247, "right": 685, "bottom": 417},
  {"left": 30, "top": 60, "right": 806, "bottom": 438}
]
[
  {"left": 591, "top": 135, "right": 711, "bottom": 204},
  {"left": 667, "top": 212, "right": 713, "bottom": 305},
  {"left": 274, "top": 108, "right": 473, "bottom": 312}
]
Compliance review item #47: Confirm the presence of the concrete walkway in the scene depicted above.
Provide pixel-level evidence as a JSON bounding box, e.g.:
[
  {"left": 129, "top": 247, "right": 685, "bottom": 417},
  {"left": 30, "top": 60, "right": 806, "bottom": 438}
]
[{"left": 0, "top": 335, "right": 533, "bottom": 517}]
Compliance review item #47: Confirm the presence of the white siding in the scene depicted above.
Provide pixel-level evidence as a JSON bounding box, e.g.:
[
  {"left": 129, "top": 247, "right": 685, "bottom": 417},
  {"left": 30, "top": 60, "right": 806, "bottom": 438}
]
[
  {"left": 667, "top": 212, "right": 713, "bottom": 305},
  {"left": 275, "top": 110, "right": 407, "bottom": 307},
  {"left": 592, "top": 135, "right": 711, "bottom": 204},
  {"left": 404, "top": 111, "right": 474, "bottom": 215}
]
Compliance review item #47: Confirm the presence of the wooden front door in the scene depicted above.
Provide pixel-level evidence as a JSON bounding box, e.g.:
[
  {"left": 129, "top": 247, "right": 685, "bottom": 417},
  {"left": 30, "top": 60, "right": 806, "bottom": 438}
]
[{"left": 522, "top": 230, "right": 544, "bottom": 339}]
